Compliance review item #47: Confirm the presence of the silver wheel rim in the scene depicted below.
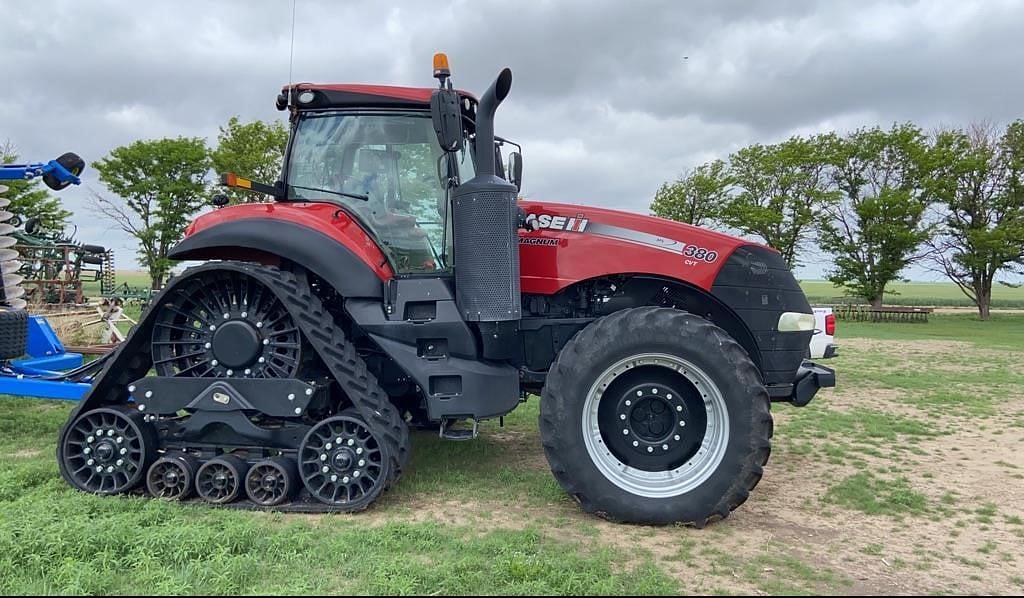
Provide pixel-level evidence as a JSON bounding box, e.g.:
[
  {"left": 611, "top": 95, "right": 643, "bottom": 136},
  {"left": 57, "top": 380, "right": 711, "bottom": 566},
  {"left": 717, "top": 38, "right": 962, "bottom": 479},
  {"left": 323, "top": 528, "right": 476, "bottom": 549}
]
[{"left": 581, "top": 353, "right": 729, "bottom": 499}]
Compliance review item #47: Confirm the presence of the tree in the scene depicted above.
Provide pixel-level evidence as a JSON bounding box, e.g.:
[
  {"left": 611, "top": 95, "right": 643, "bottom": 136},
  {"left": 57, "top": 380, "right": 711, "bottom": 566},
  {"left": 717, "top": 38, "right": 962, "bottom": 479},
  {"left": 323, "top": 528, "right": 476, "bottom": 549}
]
[
  {"left": 818, "top": 124, "right": 935, "bottom": 307},
  {"left": 0, "top": 141, "right": 72, "bottom": 229},
  {"left": 650, "top": 159, "right": 729, "bottom": 228},
  {"left": 91, "top": 137, "right": 210, "bottom": 289},
  {"left": 210, "top": 116, "right": 289, "bottom": 203},
  {"left": 720, "top": 135, "right": 836, "bottom": 268},
  {"left": 926, "top": 122, "right": 1024, "bottom": 319}
]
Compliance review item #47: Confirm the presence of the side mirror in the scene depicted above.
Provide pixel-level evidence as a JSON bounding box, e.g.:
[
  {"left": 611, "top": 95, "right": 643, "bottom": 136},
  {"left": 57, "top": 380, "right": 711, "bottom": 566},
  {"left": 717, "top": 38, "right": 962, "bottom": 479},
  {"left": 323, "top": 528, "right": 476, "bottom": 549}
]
[
  {"left": 430, "top": 88, "right": 464, "bottom": 152},
  {"left": 507, "top": 151, "right": 523, "bottom": 192}
]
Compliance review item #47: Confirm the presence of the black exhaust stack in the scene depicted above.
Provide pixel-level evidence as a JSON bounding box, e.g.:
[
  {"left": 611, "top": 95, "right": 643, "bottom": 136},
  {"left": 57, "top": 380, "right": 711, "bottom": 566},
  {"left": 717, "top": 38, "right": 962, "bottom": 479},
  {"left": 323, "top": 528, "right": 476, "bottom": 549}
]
[{"left": 451, "top": 68, "right": 521, "bottom": 323}]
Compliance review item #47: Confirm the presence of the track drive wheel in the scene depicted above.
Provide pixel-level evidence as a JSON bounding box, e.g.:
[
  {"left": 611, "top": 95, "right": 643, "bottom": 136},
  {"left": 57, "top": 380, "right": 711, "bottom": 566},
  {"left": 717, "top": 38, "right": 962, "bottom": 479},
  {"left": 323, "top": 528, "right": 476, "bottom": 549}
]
[
  {"left": 59, "top": 407, "right": 156, "bottom": 495},
  {"left": 146, "top": 454, "right": 199, "bottom": 500},
  {"left": 245, "top": 457, "right": 298, "bottom": 507},
  {"left": 196, "top": 455, "right": 249, "bottom": 504},
  {"left": 299, "top": 410, "right": 390, "bottom": 512},
  {"left": 539, "top": 307, "right": 773, "bottom": 526}
]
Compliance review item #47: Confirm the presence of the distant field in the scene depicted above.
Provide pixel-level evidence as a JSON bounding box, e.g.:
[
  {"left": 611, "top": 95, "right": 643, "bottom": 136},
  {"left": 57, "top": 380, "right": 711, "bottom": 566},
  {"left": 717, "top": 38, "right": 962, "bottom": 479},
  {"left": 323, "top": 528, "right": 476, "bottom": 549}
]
[
  {"left": 89, "top": 272, "right": 1024, "bottom": 309},
  {"left": 800, "top": 279, "right": 1024, "bottom": 308}
]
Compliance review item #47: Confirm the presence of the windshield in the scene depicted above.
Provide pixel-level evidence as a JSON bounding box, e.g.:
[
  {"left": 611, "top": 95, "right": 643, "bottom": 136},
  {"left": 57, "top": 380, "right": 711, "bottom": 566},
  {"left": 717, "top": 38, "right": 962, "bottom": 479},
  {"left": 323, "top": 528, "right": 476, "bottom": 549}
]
[{"left": 286, "top": 111, "right": 474, "bottom": 273}]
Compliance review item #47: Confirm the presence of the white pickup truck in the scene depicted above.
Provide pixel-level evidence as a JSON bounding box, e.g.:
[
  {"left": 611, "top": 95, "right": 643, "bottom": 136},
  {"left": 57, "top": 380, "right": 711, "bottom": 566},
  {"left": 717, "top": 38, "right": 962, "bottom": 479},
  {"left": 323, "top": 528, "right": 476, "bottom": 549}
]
[{"left": 809, "top": 306, "right": 838, "bottom": 359}]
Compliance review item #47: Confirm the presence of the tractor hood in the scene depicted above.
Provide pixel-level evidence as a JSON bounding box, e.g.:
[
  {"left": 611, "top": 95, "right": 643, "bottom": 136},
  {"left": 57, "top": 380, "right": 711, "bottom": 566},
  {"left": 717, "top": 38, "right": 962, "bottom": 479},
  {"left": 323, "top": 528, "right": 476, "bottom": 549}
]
[{"left": 517, "top": 200, "right": 768, "bottom": 295}]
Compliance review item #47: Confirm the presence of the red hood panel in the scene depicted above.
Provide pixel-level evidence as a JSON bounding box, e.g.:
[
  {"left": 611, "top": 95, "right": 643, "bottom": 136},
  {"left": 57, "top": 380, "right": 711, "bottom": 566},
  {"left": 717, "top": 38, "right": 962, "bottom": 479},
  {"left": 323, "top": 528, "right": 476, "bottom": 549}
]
[
  {"left": 518, "top": 201, "right": 760, "bottom": 294},
  {"left": 184, "top": 200, "right": 763, "bottom": 296}
]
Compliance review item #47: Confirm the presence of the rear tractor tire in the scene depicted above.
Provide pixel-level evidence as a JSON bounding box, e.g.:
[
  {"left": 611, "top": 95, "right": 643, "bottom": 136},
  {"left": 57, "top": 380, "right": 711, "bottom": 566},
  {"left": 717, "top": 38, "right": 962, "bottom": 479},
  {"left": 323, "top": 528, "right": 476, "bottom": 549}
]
[{"left": 539, "top": 307, "right": 772, "bottom": 526}]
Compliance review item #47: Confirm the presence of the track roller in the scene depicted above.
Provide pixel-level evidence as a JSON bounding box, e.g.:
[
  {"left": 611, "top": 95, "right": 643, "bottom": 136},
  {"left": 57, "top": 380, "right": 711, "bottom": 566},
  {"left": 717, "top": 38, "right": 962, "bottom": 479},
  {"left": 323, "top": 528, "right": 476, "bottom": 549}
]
[
  {"left": 59, "top": 407, "right": 156, "bottom": 495},
  {"left": 244, "top": 456, "right": 298, "bottom": 507},
  {"left": 196, "top": 455, "right": 249, "bottom": 504},
  {"left": 146, "top": 454, "right": 199, "bottom": 500},
  {"left": 298, "top": 411, "right": 390, "bottom": 511}
]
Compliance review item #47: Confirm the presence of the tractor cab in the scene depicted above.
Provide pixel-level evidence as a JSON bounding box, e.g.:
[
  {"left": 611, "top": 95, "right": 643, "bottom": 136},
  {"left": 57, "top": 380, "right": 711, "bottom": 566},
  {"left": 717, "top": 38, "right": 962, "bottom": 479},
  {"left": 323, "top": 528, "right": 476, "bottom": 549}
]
[{"left": 271, "top": 69, "right": 519, "bottom": 279}]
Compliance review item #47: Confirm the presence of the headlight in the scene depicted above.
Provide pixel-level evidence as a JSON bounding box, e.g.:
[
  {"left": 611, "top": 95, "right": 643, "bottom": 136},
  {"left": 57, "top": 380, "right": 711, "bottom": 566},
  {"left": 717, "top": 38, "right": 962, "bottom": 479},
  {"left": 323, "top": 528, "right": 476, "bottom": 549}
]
[{"left": 777, "top": 312, "right": 815, "bottom": 332}]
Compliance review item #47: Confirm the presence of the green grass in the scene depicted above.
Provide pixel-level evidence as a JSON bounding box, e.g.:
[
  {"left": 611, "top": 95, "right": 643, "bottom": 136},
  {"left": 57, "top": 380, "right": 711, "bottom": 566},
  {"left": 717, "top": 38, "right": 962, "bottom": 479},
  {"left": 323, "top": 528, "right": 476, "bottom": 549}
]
[
  {"left": 836, "top": 312, "right": 1024, "bottom": 349},
  {"left": 1, "top": 313, "right": 1022, "bottom": 593},
  {"left": 824, "top": 472, "right": 930, "bottom": 516},
  {"left": 800, "top": 279, "right": 1024, "bottom": 308}
]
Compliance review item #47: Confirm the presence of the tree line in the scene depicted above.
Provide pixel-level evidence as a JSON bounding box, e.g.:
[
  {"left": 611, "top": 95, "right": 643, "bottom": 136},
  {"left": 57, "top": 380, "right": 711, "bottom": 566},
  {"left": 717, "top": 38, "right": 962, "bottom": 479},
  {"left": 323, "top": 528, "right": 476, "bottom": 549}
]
[
  {"left": 89, "top": 117, "right": 289, "bottom": 290},
  {"left": 651, "top": 122, "right": 1024, "bottom": 319}
]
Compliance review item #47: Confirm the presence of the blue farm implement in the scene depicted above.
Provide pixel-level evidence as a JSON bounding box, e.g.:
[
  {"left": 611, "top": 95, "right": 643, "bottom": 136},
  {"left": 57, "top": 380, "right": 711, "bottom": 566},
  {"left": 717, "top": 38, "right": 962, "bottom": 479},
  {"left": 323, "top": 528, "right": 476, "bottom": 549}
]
[{"left": 1, "top": 152, "right": 101, "bottom": 401}]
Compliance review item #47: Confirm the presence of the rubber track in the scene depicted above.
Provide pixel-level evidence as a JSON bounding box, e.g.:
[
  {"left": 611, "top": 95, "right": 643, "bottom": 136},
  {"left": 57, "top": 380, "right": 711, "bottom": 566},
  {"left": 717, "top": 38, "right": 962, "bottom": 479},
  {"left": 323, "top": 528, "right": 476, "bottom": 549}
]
[{"left": 58, "top": 261, "right": 409, "bottom": 509}]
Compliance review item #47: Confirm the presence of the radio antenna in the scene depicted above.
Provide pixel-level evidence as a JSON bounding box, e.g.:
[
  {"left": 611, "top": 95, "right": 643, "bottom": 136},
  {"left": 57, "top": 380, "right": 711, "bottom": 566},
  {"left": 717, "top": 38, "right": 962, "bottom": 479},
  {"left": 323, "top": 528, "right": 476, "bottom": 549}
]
[{"left": 287, "top": 0, "right": 297, "bottom": 107}]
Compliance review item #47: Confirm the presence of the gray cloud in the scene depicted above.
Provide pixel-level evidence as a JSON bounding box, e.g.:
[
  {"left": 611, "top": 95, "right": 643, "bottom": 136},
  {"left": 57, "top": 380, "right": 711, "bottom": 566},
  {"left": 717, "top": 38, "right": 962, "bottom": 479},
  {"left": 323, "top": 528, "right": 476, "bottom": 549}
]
[{"left": 2, "top": 0, "right": 1022, "bottom": 279}]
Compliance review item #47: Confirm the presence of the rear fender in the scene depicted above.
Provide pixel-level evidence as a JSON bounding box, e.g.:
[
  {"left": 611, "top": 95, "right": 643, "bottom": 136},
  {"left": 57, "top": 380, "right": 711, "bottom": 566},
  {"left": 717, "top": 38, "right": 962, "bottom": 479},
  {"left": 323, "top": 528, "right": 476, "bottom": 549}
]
[{"left": 168, "top": 218, "right": 386, "bottom": 299}]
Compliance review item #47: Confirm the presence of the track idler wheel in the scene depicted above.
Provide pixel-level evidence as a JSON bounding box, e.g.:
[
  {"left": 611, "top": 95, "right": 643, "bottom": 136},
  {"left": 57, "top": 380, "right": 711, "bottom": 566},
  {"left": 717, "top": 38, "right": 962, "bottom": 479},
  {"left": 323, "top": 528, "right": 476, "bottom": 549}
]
[
  {"left": 196, "top": 455, "right": 249, "bottom": 504},
  {"left": 299, "top": 411, "right": 390, "bottom": 512},
  {"left": 59, "top": 407, "right": 156, "bottom": 495},
  {"left": 146, "top": 454, "right": 199, "bottom": 500},
  {"left": 245, "top": 457, "right": 298, "bottom": 507}
]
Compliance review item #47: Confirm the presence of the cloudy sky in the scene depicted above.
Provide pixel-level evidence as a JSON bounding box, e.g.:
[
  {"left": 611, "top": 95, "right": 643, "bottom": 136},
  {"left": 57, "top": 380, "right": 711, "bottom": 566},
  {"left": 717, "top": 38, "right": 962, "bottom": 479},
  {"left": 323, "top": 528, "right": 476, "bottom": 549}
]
[{"left": 2, "top": 0, "right": 1023, "bottom": 279}]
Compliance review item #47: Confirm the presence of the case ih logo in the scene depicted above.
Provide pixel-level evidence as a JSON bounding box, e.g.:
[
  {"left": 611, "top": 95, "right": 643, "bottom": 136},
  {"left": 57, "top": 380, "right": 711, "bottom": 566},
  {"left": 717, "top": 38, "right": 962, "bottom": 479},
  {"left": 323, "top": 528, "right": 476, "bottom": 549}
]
[{"left": 524, "top": 213, "right": 589, "bottom": 232}]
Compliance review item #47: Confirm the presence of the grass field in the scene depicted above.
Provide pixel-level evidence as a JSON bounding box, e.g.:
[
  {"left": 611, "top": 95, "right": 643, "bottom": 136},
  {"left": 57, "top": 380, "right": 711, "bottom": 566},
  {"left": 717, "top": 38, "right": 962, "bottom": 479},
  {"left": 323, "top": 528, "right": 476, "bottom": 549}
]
[
  {"left": 800, "top": 279, "right": 1024, "bottom": 308},
  {"left": 2, "top": 313, "right": 1023, "bottom": 594}
]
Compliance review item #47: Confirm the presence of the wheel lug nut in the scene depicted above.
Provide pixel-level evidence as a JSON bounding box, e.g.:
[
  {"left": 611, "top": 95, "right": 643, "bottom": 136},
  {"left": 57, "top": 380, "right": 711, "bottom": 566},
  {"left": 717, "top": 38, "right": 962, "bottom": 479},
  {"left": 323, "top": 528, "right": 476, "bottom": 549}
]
[
  {"left": 106, "top": 466, "right": 114, "bottom": 473},
  {"left": 342, "top": 476, "right": 350, "bottom": 483},
  {"left": 680, "top": 421, "right": 686, "bottom": 427},
  {"left": 356, "top": 448, "right": 363, "bottom": 455},
  {"left": 211, "top": 359, "right": 219, "bottom": 366},
  {"left": 116, "top": 436, "right": 123, "bottom": 444},
  {"left": 353, "top": 470, "right": 360, "bottom": 477},
  {"left": 209, "top": 325, "right": 216, "bottom": 331},
  {"left": 667, "top": 394, "right": 673, "bottom": 399},
  {"left": 205, "top": 342, "right": 212, "bottom": 349},
  {"left": 335, "top": 437, "right": 343, "bottom": 444},
  {"left": 358, "top": 459, "right": 365, "bottom": 467},
  {"left": 647, "top": 447, "right": 653, "bottom": 453},
  {"left": 652, "top": 388, "right": 658, "bottom": 394},
  {"left": 84, "top": 448, "right": 91, "bottom": 455},
  {"left": 330, "top": 474, "right": 338, "bottom": 482},
  {"left": 674, "top": 435, "right": 680, "bottom": 441},
  {"left": 256, "top": 322, "right": 263, "bottom": 328},
  {"left": 294, "top": 407, "right": 302, "bottom": 415},
  {"left": 320, "top": 454, "right": 327, "bottom": 461},
  {"left": 86, "top": 436, "right": 94, "bottom": 443},
  {"left": 86, "top": 459, "right": 94, "bottom": 465},
  {"left": 676, "top": 405, "right": 683, "bottom": 412},
  {"left": 619, "top": 414, "right": 626, "bottom": 420},
  {"left": 305, "top": 388, "right": 313, "bottom": 396},
  {"left": 321, "top": 466, "right": 329, "bottom": 473},
  {"left": 244, "top": 369, "right": 251, "bottom": 375},
  {"left": 622, "top": 428, "right": 629, "bottom": 435},
  {"left": 325, "top": 443, "right": 332, "bottom": 450},
  {"left": 116, "top": 459, "right": 124, "bottom": 466},
  {"left": 128, "top": 385, "right": 136, "bottom": 392},
  {"left": 241, "top": 312, "right": 248, "bottom": 318},
  {"left": 263, "top": 339, "right": 269, "bottom": 345},
  {"left": 223, "top": 313, "right": 230, "bottom": 320},
  {"left": 662, "top": 444, "right": 669, "bottom": 451},
  {"left": 258, "top": 357, "right": 265, "bottom": 363},
  {"left": 96, "top": 466, "right": 104, "bottom": 473},
  {"left": 636, "top": 391, "right": 643, "bottom": 397},
  {"left": 107, "top": 429, "right": 114, "bottom": 436},
  {"left": 120, "top": 448, "right": 127, "bottom": 455},
  {"left": 288, "top": 393, "right": 296, "bottom": 401},
  {"left": 347, "top": 439, "right": 354, "bottom": 446},
  {"left": 625, "top": 400, "right": 631, "bottom": 406},
  {"left": 226, "top": 369, "right": 233, "bottom": 376},
  {"left": 632, "top": 441, "right": 639, "bottom": 447}
]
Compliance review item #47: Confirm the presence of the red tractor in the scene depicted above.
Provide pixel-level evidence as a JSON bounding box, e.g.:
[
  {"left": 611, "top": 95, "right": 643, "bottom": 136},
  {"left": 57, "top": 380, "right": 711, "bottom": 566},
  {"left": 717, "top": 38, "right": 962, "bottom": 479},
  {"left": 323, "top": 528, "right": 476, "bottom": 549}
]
[{"left": 57, "top": 55, "right": 834, "bottom": 525}]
